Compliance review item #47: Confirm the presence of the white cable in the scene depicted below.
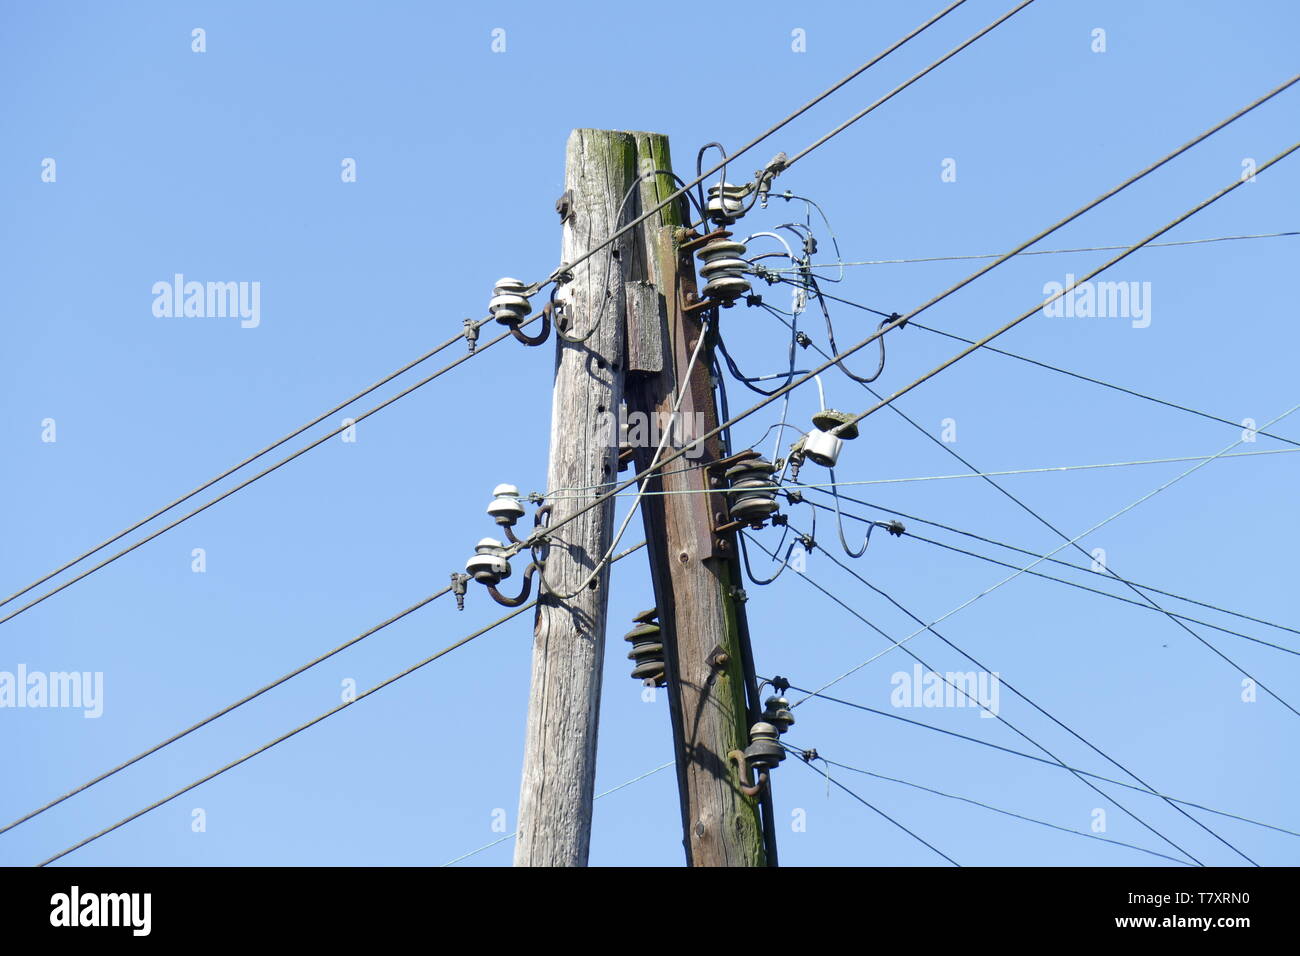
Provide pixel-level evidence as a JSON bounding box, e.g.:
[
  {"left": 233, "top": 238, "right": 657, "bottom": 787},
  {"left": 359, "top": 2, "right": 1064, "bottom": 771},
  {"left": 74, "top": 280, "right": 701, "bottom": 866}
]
[{"left": 772, "top": 231, "right": 1300, "bottom": 269}]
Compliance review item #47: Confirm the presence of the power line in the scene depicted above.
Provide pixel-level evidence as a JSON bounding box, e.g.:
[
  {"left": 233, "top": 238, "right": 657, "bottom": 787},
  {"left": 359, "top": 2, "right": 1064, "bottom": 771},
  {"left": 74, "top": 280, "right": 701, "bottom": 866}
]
[
  {"left": 769, "top": 523, "right": 1261, "bottom": 864},
  {"left": 534, "top": 0, "right": 974, "bottom": 289},
  {"left": 34, "top": 540, "right": 645, "bottom": 866},
  {"left": 747, "top": 533, "right": 1211, "bottom": 866},
  {"left": 790, "top": 753, "right": 961, "bottom": 866},
  {"left": 822, "top": 492, "right": 1300, "bottom": 638},
  {"left": 828, "top": 137, "right": 1300, "bottom": 438},
  {"left": 0, "top": 322, "right": 504, "bottom": 613},
  {"left": 773, "top": 681, "right": 1300, "bottom": 841},
  {"left": 784, "top": 0, "right": 1036, "bottom": 168},
  {"left": 910, "top": 320, "right": 1300, "bottom": 447},
  {"left": 776, "top": 230, "right": 1299, "bottom": 268},
  {"left": 762, "top": 282, "right": 1300, "bottom": 749},
  {"left": 541, "top": 448, "right": 1300, "bottom": 499},
  {"left": 786, "top": 746, "right": 1193, "bottom": 866},
  {"left": 777, "top": 283, "right": 1300, "bottom": 448},
  {"left": 798, "top": 404, "right": 1300, "bottom": 714},
  {"left": 754, "top": 301, "right": 1300, "bottom": 641},
  {"left": 752, "top": 296, "right": 1300, "bottom": 643},
  {"left": 0, "top": 316, "right": 537, "bottom": 628},
  {"left": 1, "top": 586, "right": 454, "bottom": 837},
  {"left": 796, "top": 494, "right": 1300, "bottom": 654}
]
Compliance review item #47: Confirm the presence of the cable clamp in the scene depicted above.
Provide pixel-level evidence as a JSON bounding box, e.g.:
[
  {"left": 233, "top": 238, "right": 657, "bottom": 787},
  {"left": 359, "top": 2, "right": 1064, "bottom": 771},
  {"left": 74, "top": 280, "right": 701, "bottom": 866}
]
[
  {"left": 462, "top": 319, "right": 480, "bottom": 353},
  {"left": 450, "top": 572, "right": 469, "bottom": 611}
]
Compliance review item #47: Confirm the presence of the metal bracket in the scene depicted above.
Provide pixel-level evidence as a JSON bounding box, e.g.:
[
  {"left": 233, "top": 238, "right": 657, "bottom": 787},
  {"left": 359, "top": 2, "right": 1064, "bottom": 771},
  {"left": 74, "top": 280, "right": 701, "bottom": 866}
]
[
  {"left": 487, "top": 562, "right": 540, "bottom": 608},
  {"left": 728, "top": 749, "right": 769, "bottom": 797},
  {"left": 450, "top": 572, "right": 469, "bottom": 611},
  {"left": 555, "top": 189, "right": 574, "bottom": 223},
  {"left": 705, "top": 644, "right": 729, "bottom": 688},
  {"left": 510, "top": 303, "right": 552, "bottom": 347}
]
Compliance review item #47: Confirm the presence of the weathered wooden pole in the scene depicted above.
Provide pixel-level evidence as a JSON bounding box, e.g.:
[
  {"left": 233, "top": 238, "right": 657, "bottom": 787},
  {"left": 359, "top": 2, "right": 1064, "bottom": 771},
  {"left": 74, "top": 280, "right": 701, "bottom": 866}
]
[
  {"left": 513, "top": 129, "right": 638, "bottom": 866},
  {"left": 624, "top": 131, "right": 768, "bottom": 866}
]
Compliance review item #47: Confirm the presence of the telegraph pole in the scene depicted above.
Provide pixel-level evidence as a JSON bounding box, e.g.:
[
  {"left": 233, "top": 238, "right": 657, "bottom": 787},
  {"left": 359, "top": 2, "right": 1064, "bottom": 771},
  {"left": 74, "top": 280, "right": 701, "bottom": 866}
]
[
  {"left": 624, "top": 131, "right": 769, "bottom": 866},
  {"left": 514, "top": 129, "right": 638, "bottom": 867}
]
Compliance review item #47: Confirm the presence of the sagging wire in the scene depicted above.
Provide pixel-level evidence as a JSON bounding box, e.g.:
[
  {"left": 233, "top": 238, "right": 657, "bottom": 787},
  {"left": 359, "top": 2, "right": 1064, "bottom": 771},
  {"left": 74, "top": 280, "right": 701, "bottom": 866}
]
[
  {"left": 720, "top": 231, "right": 807, "bottom": 468},
  {"left": 738, "top": 499, "right": 817, "bottom": 587},
  {"left": 696, "top": 142, "right": 729, "bottom": 224},
  {"left": 772, "top": 190, "right": 847, "bottom": 283},
  {"left": 807, "top": 274, "right": 896, "bottom": 384},
  {"left": 812, "top": 470, "right": 905, "bottom": 558},
  {"left": 745, "top": 231, "right": 808, "bottom": 317}
]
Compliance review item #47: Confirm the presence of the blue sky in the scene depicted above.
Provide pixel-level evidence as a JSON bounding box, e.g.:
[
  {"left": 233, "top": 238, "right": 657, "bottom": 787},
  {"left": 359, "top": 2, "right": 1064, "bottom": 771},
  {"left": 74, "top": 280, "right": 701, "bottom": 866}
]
[{"left": 1, "top": 0, "right": 1297, "bottom": 867}]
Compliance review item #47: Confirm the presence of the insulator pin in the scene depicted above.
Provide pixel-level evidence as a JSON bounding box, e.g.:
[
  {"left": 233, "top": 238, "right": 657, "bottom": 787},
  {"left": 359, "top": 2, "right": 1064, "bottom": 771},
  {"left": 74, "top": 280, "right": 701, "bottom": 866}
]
[
  {"left": 625, "top": 608, "right": 666, "bottom": 686},
  {"left": 762, "top": 695, "right": 795, "bottom": 735},
  {"left": 465, "top": 537, "right": 511, "bottom": 586},
  {"left": 724, "top": 457, "right": 780, "bottom": 526},
  {"left": 705, "top": 182, "right": 749, "bottom": 225},
  {"left": 743, "top": 721, "right": 785, "bottom": 771},
  {"left": 486, "top": 483, "right": 526, "bottom": 527},
  {"left": 489, "top": 277, "right": 532, "bottom": 328},
  {"left": 802, "top": 410, "right": 860, "bottom": 468},
  {"left": 697, "top": 238, "right": 751, "bottom": 305}
]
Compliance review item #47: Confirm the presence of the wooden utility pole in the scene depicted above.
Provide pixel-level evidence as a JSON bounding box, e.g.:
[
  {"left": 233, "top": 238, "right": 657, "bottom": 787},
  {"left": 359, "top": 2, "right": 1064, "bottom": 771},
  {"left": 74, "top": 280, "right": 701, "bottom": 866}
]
[
  {"left": 514, "top": 129, "right": 638, "bottom": 867},
  {"left": 624, "top": 131, "right": 768, "bottom": 866}
]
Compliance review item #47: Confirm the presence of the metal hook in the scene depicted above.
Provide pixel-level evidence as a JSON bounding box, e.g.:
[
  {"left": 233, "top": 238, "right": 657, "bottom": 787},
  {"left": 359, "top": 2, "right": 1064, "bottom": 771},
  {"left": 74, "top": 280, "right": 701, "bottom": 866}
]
[
  {"left": 728, "top": 748, "right": 769, "bottom": 797},
  {"left": 511, "top": 303, "right": 552, "bottom": 347},
  {"left": 487, "top": 561, "right": 540, "bottom": 608}
]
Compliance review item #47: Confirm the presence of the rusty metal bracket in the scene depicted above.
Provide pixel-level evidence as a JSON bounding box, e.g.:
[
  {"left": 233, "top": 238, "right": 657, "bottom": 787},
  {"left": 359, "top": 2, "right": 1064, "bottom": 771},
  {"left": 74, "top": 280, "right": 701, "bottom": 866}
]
[
  {"left": 487, "top": 561, "right": 540, "bottom": 608},
  {"left": 706, "top": 448, "right": 760, "bottom": 473},
  {"left": 555, "top": 189, "right": 574, "bottom": 223},
  {"left": 682, "top": 291, "right": 716, "bottom": 316},
  {"left": 728, "top": 749, "right": 768, "bottom": 797},
  {"left": 510, "top": 303, "right": 552, "bottom": 347},
  {"left": 680, "top": 227, "right": 731, "bottom": 254},
  {"left": 705, "top": 644, "right": 729, "bottom": 689}
]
